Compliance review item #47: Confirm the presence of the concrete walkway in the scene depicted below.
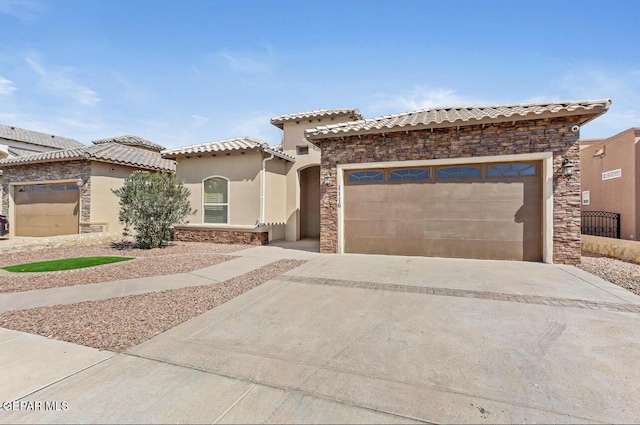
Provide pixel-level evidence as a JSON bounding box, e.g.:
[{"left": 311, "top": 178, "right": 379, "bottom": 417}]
[{"left": 2, "top": 247, "right": 640, "bottom": 423}]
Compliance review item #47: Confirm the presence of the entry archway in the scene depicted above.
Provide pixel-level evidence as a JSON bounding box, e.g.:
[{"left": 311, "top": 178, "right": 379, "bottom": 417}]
[{"left": 299, "top": 165, "right": 320, "bottom": 238}]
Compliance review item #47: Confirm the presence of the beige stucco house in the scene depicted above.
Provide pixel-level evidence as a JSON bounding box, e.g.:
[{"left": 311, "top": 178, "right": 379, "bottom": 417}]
[
  {"left": 161, "top": 109, "right": 362, "bottom": 244},
  {"left": 167, "top": 100, "right": 610, "bottom": 265},
  {"left": 580, "top": 127, "right": 640, "bottom": 240},
  {"left": 0, "top": 135, "right": 175, "bottom": 236}
]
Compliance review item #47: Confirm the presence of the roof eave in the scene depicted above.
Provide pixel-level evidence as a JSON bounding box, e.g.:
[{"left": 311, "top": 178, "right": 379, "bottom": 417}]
[
  {"left": 306, "top": 107, "right": 610, "bottom": 141},
  {"left": 270, "top": 111, "right": 363, "bottom": 129},
  {"left": 91, "top": 158, "right": 175, "bottom": 172},
  {"left": 262, "top": 147, "right": 295, "bottom": 162},
  {"left": 0, "top": 156, "right": 87, "bottom": 167}
]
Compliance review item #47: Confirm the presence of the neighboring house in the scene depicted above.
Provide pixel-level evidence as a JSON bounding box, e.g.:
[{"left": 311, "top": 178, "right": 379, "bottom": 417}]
[
  {"left": 164, "top": 100, "right": 610, "bottom": 265},
  {"left": 304, "top": 99, "right": 610, "bottom": 266},
  {"left": 0, "top": 124, "right": 84, "bottom": 159},
  {"left": 0, "top": 124, "right": 84, "bottom": 211},
  {"left": 0, "top": 135, "right": 175, "bottom": 237},
  {"left": 580, "top": 127, "right": 640, "bottom": 241},
  {"left": 161, "top": 109, "right": 362, "bottom": 244}
]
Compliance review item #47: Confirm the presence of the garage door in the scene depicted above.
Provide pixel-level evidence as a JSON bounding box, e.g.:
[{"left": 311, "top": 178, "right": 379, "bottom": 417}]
[
  {"left": 15, "top": 183, "right": 80, "bottom": 237},
  {"left": 344, "top": 161, "right": 542, "bottom": 261}
]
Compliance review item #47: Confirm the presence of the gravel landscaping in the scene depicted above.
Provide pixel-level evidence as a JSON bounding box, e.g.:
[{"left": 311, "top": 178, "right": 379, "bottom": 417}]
[
  {"left": 0, "top": 242, "right": 249, "bottom": 293},
  {"left": 0, "top": 259, "right": 305, "bottom": 352},
  {"left": 578, "top": 252, "right": 640, "bottom": 296}
]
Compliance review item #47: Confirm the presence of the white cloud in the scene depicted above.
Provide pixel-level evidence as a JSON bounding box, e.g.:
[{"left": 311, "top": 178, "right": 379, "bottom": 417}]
[
  {"left": 366, "top": 86, "right": 486, "bottom": 115},
  {"left": 0, "top": 0, "right": 43, "bottom": 20},
  {"left": 216, "top": 48, "right": 273, "bottom": 74},
  {"left": 0, "top": 76, "right": 17, "bottom": 95},
  {"left": 191, "top": 114, "right": 209, "bottom": 122},
  {"left": 24, "top": 56, "right": 101, "bottom": 106},
  {"left": 24, "top": 56, "right": 45, "bottom": 76}
]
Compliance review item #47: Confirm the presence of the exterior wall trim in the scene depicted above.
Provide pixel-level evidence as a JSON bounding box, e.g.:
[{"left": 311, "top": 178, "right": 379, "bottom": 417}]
[{"left": 336, "top": 152, "right": 554, "bottom": 263}]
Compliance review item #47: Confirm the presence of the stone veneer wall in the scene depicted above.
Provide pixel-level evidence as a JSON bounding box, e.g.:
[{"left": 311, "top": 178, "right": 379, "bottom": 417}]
[
  {"left": 313, "top": 116, "right": 584, "bottom": 265},
  {"left": 1, "top": 160, "right": 92, "bottom": 233},
  {"left": 173, "top": 227, "right": 269, "bottom": 245}
]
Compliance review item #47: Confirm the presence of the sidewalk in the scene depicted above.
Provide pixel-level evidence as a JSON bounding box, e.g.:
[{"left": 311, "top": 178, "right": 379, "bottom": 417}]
[{"left": 0, "top": 239, "right": 320, "bottom": 314}]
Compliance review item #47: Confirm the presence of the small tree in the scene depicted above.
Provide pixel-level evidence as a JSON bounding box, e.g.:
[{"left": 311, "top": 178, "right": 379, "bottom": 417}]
[{"left": 113, "top": 171, "right": 195, "bottom": 249}]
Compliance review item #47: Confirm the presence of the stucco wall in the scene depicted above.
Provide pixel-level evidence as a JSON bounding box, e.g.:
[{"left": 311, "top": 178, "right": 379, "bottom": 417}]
[
  {"left": 580, "top": 128, "right": 639, "bottom": 240},
  {"left": 582, "top": 234, "right": 640, "bottom": 264},
  {"left": 580, "top": 129, "right": 640, "bottom": 240},
  {"left": 1, "top": 160, "right": 92, "bottom": 235},
  {"left": 264, "top": 157, "right": 287, "bottom": 228},
  {"left": 280, "top": 115, "right": 356, "bottom": 241},
  {"left": 89, "top": 162, "right": 139, "bottom": 233},
  {"left": 175, "top": 152, "right": 263, "bottom": 226},
  {"left": 313, "top": 116, "right": 585, "bottom": 265}
]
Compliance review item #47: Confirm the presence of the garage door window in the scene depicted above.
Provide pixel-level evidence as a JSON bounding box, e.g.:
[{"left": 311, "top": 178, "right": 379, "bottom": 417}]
[
  {"left": 437, "top": 166, "right": 480, "bottom": 179},
  {"left": 488, "top": 163, "right": 536, "bottom": 177},
  {"left": 390, "top": 168, "right": 429, "bottom": 182},
  {"left": 17, "top": 183, "right": 78, "bottom": 193},
  {"left": 347, "top": 170, "right": 384, "bottom": 183}
]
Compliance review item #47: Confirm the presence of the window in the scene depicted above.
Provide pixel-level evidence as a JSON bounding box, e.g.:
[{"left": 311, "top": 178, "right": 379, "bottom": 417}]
[
  {"left": 347, "top": 170, "right": 384, "bottom": 183},
  {"left": 17, "top": 186, "right": 31, "bottom": 192},
  {"left": 50, "top": 184, "right": 66, "bottom": 191},
  {"left": 390, "top": 168, "right": 429, "bottom": 181},
  {"left": 437, "top": 166, "right": 480, "bottom": 179},
  {"left": 203, "top": 177, "right": 228, "bottom": 224},
  {"left": 33, "top": 185, "right": 47, "bottom": 192},
  {"left": 296, "top": 146, "right": 309, "bottom": 155},
  {"left": 488, "top": 163, "right": 536, "bottom": 177}
]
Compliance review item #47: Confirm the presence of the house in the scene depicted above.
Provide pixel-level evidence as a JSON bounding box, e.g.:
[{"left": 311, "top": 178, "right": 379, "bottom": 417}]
[
  {"left": 165, "top": 99, "right": 610, "bottom": 265},
  {"left": 0, "top": 124, "right": 85, "bottom": 211},
  {"left": 306, "top": 99, "right": 611, "bottom": 265},
  {"left": 0, "top": 135, "right": 175, "bottom": 237},
  {"left": 580, "top": 127, "right": 640, "bottom": 241},
  {"left": 161, "top": 109, "right": 362, "bottom": 244},
  {"left": 0, "top": 124, "right": 84, "bottom": 159}
]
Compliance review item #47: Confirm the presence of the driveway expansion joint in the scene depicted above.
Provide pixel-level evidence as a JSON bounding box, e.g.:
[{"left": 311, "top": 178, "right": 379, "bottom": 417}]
[{"left": 279, "top": 275, "right": 640, "bottom": 313}]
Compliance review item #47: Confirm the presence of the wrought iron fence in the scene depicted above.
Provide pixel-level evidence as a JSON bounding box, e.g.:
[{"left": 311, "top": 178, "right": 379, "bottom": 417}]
[{"left": 581, "top": 211, "right": 621, "bottom": 239}]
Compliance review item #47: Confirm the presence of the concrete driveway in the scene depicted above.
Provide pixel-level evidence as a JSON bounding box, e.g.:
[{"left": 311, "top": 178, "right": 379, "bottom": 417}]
[{"left": 2, "top": 253, "right": 640, "bottom": 423}]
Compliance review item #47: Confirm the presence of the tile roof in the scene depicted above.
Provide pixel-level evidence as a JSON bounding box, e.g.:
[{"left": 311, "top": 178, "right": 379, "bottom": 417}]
[
  {"left": 270, "top": 108, "right": 363, "bottom": 129},
  {"left": 305, "top": 99, "right": 612, "bottom": 140},
  {"left": 161, "top": 136, "right": 295, "bottom": 162},
  {"left": 0, "top": 124, "right": 83, "bottom": 150},
  {"left": 7, "top": 146, "right": 42, "bottom": 157},
  {"left": 0, "top": 142, "right": 175, "bottom": 171},
  {"left": 92, "top": 135, "right": 165, "bottom": 152}
]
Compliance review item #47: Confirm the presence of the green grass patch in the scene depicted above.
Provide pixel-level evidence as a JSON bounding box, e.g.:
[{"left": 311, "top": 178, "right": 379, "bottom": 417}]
[{"left": 3, "top": 256, "right": 134, "bottom": 273}]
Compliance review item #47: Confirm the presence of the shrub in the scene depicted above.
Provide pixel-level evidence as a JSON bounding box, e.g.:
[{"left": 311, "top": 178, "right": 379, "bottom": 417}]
[{"left": 113, "top": 171, "right": 195, "bottom": 249}]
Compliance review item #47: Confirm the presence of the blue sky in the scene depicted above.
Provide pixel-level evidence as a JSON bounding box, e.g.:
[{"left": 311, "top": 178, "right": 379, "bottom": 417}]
[{"left": 0, "top": 0, "right": 638, "bottom": 148}]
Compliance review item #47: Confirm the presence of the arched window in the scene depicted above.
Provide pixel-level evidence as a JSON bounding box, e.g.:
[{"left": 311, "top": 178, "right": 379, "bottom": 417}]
[{"left": 203, "top": 177, "right": 228, "bottom": 224}]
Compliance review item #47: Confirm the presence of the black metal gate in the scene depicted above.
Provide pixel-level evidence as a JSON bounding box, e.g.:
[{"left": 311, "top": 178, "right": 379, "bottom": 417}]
[{"left": 581, "top": 211, "right": 621, "bottom": 239}]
